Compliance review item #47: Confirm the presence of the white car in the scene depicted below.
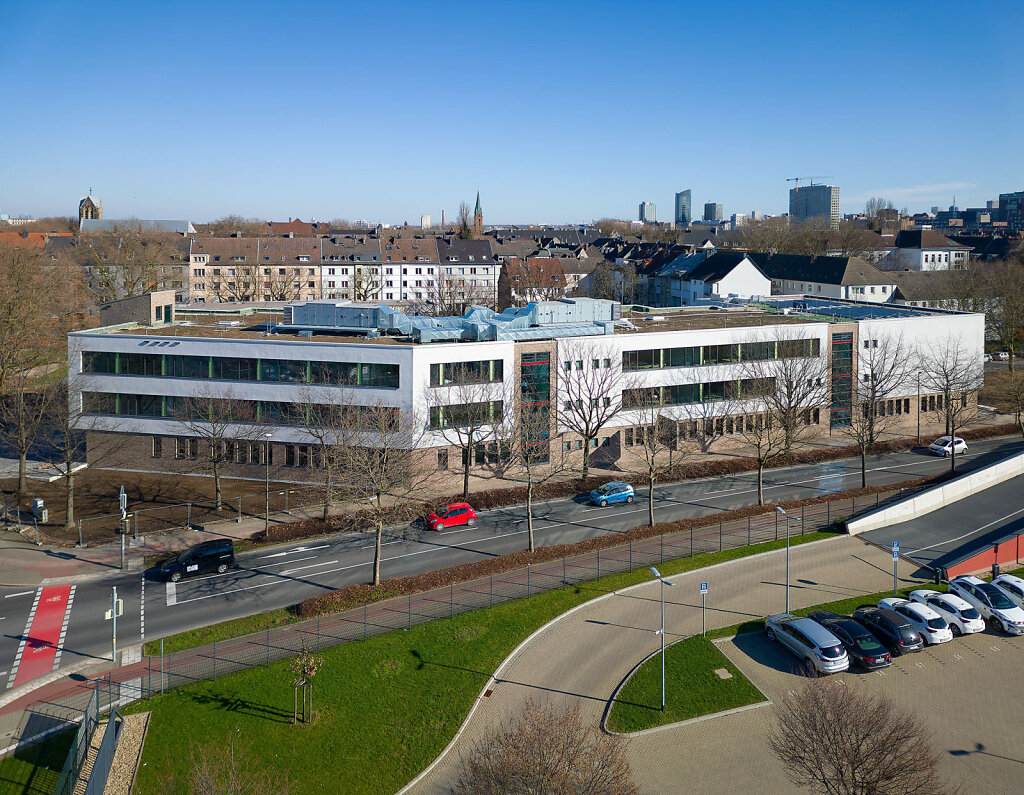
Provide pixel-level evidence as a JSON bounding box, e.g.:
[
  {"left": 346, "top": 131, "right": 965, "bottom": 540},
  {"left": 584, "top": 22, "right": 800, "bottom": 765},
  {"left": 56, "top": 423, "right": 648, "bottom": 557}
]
[
  {"left": 992, "top": 574, "right": 1024, "bottom": 609},
  {"left": 878, "top": 598, "right": 953, "bottom": 644},
  {"left": 997, "top": 351, "right": 1010, "bottom": 361},
  {"left": 909, "top": 589, "right": 986, "bottom": 636},
  {"left": 928, "top": 436, "right": 968, "bottom": 457},
  {"left": 949, "top": 576, "right": 1024, "bottom": 635},
  {"left": 983, "top": 353, "right": 993, "bottom": 363}
]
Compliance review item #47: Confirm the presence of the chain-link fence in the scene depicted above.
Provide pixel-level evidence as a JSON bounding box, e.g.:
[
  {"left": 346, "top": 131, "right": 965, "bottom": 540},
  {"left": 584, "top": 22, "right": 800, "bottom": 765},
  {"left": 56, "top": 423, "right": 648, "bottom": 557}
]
[
  {"left": 4, "top": 483, "right": 934, "bottom": 746},
  {"left": 52, "top": 687, "right": 99, "bottom": 795}
]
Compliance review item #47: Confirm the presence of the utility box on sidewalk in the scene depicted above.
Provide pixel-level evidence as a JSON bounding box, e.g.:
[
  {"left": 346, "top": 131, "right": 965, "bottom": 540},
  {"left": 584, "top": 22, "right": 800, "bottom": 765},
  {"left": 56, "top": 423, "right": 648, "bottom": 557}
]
[{"left": 32, "top": 498, "right": 46, "bottom": 523}]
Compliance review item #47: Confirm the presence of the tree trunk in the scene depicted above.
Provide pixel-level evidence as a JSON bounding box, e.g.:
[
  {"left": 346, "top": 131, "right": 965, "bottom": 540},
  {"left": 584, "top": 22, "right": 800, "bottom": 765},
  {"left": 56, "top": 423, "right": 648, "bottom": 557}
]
[
  {"left": 757, "top": 461, "right": 765, "bottom": 506},
  {"left": 372, "top": 513, "right": 384, "bottom": 585},
  {"left": 17, "top": 449, "right": 27, "bottom": 499},
  {"left": 64, "top": 472, "right": 75, "bottom": 529},
  {"left": 950, "top": 432, "right": 957, "bottom": 473},
  {"left": 462, "top": 449, "right": 471, "bottom": 501},
  {"left": 213, "top": 460, "right": 222, "bottom": 511},
  {"left": 648, "top": 469, "right": 655, "bottom": 528},
  {"left": 323, "top": 472, "right": 332, "bottom": 523},
  {"left": 526, "top": 480, "right": 535, "bottom": 552},
  {"left": 581, "top": 442, "right": 590, "bottom": 484}
]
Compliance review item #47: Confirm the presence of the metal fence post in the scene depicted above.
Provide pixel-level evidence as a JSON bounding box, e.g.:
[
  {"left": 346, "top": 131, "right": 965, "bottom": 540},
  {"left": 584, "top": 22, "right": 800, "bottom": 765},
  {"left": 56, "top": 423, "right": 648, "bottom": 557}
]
[
  {"left": 827, "top": 500, "right": 831, "bottom": 525},
  {"left": 238, "top": 496, "right": 243, "bottom": 523},
  {"left": 563, "top": 556, "right": 566, "bottom": 585},
  {"left": 408, "top": 594, "right": 412, "bottom": 629},
  {"left": 160, "top": 639, "right": 164, "bottom": 693},
  {"left": 629, "top": 541, "right": 632, "bottom": 572},
  {"left": 489, "top": 574, "right": 493, "bottom": 606},
  {"left": 213, "top": 640, "right": 217, "bottom": 681},
  {"left": 317, "top": 615, "right": 321, "bottom": 651},
  {"left": 876, "top": 492, "right": 879, "bottom": 507},
  {"left": 719, "top": 518, "right": 723, "bottom": 552},
  {"left": 133, "top": 510, "right": 139, "bottom": 539},
  {"left": 597, "top": 549, "right": 601, "bottom": 577},
  {"left": 527, "top": 565, "right": 531, "bottom": 596},
  {"left": 77, "top": 519, "right": 83, "bottom": 547},
  {"left": 747, "top": 516, "right": 751, "bottom": 546},
  {"left": 187, "top": 503, "right": 192, "bottom": 529},
  {"left": 660, "top": 533, "right": 664, "bottom": 564},
  {"left": 450, "top": 583, "right": 454, "bottom": 617},
  {"left": 690, "top": 526, "right": 693, "bottom": 557},
  {"left": 852, "top": 497, "right": 856, "bottom": 515},
  {"left": 775, "top": 509, "right": 779, "bottom": 540},
  {"left": 148, "top": 655, "right": 152, "bottom": 696},
  {"left": 267, "top": 627, "right": 271, "bottom": 665},
  {"left": 364, "top": 604, "right": 368, "bottom": 638}
]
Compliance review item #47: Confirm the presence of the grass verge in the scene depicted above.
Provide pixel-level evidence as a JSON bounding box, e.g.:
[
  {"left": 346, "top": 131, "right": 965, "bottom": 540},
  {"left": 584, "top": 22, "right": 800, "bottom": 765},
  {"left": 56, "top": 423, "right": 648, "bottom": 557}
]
[
  {"left": 123, "top": 531, "right": 834, "bottom": 795},
  {"left": 144, "top": 607, "right": 299, "bottom": 656},
  {"left": 606, "top": 635, "right": 764, "bottom": 733},
  {"left": 0, "top": 729, "right": 74, "bottom": 795}
]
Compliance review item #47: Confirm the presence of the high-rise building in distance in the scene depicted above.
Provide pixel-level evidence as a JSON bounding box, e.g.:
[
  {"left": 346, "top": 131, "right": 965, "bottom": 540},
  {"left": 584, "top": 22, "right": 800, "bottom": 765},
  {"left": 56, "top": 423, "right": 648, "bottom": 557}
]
[
  {"left": 703, "top": 202, "right": 723, "bottom": 222},
  {"left": 674, "top": 190, "right": 692, "bottom": 225},
  {"left": 999, "top": 191, "right": 1024, "bottom": 231},
  {"left": 639, "top": 201, "right": 656, "bottom": 224},
  {"left": 789, "top": 184, "right": 840, "bottom": 229}
]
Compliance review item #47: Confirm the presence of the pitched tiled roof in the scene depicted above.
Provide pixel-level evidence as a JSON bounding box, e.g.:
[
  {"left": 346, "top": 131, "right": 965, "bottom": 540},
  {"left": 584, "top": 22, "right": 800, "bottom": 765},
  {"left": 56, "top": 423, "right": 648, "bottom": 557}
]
[
  {"left": 684, "top": 251, "right": 761, "bottom": 283},
  {"left": 748, "top": 253, "right": 894, "bottom": 286},
  {"left": 893, "top": 230, "right": 970, "bottom": 250},
  {"left": 502, "top": 257, "right": 566, "bottom": 287}
]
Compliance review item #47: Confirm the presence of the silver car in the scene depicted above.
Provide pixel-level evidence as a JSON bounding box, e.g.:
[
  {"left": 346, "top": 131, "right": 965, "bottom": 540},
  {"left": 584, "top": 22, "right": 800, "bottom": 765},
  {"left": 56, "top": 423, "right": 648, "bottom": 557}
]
[{"left": 765, "top": 613, "right": 850, "bottom": 676}]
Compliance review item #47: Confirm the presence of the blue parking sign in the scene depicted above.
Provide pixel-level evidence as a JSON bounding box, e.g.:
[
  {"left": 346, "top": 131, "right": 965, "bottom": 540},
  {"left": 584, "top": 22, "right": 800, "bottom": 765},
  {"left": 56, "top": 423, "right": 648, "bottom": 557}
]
[
  {"left": 892, "top": 540, "right": 900, "bottom": 560},
  {"left": 700, "top": 582, "right": 708, "bottom": 594}
]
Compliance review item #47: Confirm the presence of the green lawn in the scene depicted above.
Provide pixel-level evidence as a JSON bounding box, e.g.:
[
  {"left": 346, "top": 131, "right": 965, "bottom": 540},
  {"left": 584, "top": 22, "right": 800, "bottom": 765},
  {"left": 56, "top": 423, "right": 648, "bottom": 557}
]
[
  {"left": 123, "top": 532, "right": 834, "bottom": 795},
  {"left": 144, "top": 606, "right": 299, "bottom": 656},
  {"left": 0, "top": 729, "right": 74, "bottom": 795},
  {"left": 606, "top": 635, "right": 765, "bottom": 733}
]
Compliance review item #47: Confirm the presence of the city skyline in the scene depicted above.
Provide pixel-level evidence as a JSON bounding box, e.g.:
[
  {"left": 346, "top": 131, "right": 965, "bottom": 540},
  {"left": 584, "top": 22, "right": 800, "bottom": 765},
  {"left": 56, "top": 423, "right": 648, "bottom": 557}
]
[{"left": 1, "top": 0, "right": 1020, "bottom": 224}]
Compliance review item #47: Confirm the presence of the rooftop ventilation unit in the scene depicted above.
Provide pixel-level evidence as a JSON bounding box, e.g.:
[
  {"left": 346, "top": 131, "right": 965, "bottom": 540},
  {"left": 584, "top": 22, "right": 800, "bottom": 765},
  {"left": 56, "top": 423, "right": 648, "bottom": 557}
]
[{"left": 218, "top": 320, "right": 243, "bottom": 327}]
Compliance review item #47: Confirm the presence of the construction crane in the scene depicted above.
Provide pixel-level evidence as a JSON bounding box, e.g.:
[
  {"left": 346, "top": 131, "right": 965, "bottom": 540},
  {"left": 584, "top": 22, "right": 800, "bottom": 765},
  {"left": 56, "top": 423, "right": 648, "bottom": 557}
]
[{"left": 786, "top": 176, "right": 833, "bottom": 193}]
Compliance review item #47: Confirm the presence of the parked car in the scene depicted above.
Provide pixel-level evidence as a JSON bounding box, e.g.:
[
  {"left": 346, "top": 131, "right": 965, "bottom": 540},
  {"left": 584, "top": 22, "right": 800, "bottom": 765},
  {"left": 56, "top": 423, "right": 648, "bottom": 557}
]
[
  {"left": 425, "top": 502, "right": 478, "bottom": 531},
  {"left": 878, "top": 597, "right": 953, "bottom": 645},
  {"left": 158, "top": 539, "right": 235, "bottom": 582},
  {"left": 806, "top": 610, "right": 892, "bottom": 670},
  {"left": 992, "top": 573, "right": 1024, "bottom": 609},
  {"left": 983, "top": 353, "right": 993, "bottom": 363},
  {"left": 590, "top": 481, "right": 635, "bottom": 507},
  {"left": 765, "top": 613, "right": 849, "bottom": 676},
  {"left": 949, "top": 575, "right": 1024, "bottom": 635},
  {"left": 909, "top": 589, "right": 986, "bottom": 636},
  {"left": 852, "top": 606, "right": 924, "bottom": 656},
  {"left": 928, "top": 436, "right": 968, "bottom": 457},
  {"left": 997, "top": 351, "right": 1010, "bottom": 361}
]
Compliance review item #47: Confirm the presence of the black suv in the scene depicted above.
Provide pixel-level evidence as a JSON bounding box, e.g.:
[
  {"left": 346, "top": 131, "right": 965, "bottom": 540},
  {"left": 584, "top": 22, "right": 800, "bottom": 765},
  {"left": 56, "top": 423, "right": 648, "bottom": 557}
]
[
  {"left": 852, "top": 605, "right": 924, "bottom": 656},
  {"left": 158, "top": 539, "right": 235, "bottom": 582},
  {"left": 807, "top": 610, "right": 892, "bottom": 670}
]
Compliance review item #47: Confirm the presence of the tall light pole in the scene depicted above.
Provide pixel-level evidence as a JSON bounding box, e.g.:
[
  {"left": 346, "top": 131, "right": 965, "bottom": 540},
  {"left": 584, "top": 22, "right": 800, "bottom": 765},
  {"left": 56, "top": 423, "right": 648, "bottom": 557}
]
[
  {"left": 649, "top": 567, "right": 676, "bottom": 711},
  {"left": 264, "top": 432, "right": 273, "bottom": 535},
  {"left": 776, "top": 507, "right": 800, "bottom": 614}
]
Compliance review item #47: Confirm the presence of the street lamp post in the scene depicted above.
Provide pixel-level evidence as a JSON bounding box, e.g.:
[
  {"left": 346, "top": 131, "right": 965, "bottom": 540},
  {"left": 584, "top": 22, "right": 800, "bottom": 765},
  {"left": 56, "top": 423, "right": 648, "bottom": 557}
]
[
  {"left": 264, "top": 432, "right": 273, "bottom": 535},
  {"left": 649, "top": 567, "right": 676, "bottom": 711},
  {"left": 776, "top": 507, "right": 801, "bottom": 614}
]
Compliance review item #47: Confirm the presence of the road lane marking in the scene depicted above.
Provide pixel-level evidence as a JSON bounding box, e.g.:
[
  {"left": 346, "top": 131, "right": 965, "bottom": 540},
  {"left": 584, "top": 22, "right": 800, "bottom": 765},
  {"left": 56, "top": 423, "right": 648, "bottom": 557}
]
[
  {"left": 10, "top": 585, "right": 71, "bottom": 689},
  {"left": 7, "top": 588, "right": 41, "bottom": 689},
  {"left": 253, "top": 556, "right": 316, "bottom": 569},
  {"left": 52, "top": 586, "right": 76, "bottom": 671},
  {"left": 4, "top": 591, "right": 34, "bottom": 599},
  {"left": 280, "top": 560, "right": 340, "bottom": 576},
  {"left": 165, "top": 582, "right": 176, "bottom": 607},
  {"left": 258, "top": 544, "right": 328, "bottom": 559},
  {"left": 906, "top": 505, "right": 1024, "bottom": 554}
]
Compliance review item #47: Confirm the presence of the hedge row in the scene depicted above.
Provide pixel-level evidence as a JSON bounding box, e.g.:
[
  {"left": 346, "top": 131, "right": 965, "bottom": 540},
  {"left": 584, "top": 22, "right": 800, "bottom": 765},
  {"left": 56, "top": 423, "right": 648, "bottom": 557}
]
[{"left": 294, "top": 469, "right": 958, "bottom": 619}]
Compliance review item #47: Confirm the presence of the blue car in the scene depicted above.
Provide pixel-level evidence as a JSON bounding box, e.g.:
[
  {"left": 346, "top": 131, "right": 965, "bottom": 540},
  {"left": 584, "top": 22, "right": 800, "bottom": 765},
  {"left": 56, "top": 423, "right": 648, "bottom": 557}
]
[{"left": 590, "top": 481, "right": 635, "bottom": 507}]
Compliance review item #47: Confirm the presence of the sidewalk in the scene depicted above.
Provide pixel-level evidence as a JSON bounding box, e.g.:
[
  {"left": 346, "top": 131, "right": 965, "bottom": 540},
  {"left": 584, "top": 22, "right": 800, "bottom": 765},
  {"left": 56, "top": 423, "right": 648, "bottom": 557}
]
[{"left": 402, "top": 535, "right": 922, "bottom": 794}]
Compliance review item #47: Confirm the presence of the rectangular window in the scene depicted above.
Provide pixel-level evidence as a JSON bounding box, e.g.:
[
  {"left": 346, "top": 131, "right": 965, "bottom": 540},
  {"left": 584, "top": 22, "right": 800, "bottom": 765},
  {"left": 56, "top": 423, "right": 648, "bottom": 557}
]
[
  {"left": 152, "top": 437, "right": 162, "bottom": 458},
  {"left": 260, "top": 359, "right": 308, "bottom": 384},
  {"left": 429, "top": 360, "right": 503, "bottom": 387},
  {"left": 429, "top": 401, "right": 504, "bottom": 429}
]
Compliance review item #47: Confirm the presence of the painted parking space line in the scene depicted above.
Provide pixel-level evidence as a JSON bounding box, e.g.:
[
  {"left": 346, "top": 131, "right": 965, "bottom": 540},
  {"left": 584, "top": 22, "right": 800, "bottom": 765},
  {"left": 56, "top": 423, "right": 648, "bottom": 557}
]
[{"left": 10, "top": 585, "right": 73, "bottom": 689}]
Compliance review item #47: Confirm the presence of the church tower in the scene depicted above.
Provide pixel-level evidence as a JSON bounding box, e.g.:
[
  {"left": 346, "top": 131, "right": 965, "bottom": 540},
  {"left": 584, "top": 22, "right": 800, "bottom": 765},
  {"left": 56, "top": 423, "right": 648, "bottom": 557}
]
[
  {"left": 472, "top": 191, "right": 483, "bottom": 236},
  {"left": 79, "top": 193, "right": 102, "bottom": 221}
]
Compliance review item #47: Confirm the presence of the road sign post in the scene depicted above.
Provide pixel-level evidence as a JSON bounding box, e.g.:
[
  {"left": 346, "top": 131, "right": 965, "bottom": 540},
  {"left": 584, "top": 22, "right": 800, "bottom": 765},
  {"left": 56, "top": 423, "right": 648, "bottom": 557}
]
[
  {"left": 892, "top": 541, "right": 900, "bottom": 596},
  {"left": 104, "top": 586, "right": 124, "bottom": 661},
  {"left": 119, "top": 486, "right": 128, "bottom": 570},
  {"left": 700, "top": 582, "right": 708, "bottom": 636}
]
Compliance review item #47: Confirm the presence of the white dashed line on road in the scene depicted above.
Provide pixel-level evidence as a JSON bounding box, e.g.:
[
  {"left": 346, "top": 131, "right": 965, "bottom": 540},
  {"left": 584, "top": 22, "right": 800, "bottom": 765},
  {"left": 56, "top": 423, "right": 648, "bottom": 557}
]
[
  {"left": 6, "top": 588, "right": 41, "bottom": 689},
  {"left": 4, "top": 591, "right": 33, "bottom": 599},
  {"left": 280, "top": 560, "right": 339, "bottom": 576},
  {"left": 51, "top": 586, "right": 76, "bottom": 672}
]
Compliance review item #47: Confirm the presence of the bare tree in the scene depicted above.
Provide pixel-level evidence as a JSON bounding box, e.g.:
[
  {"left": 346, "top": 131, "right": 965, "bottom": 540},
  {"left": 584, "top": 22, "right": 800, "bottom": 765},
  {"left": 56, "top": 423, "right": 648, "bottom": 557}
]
[
  {"left": 76, "top": 221, "right": 175, "bottom": 301},
  {"left": 838, "top": 329, "right": 915, "bottom": 486},
  {"left": 735, "top": 383, "right": 789, "bottom": 506},
  {"left": 301, "top": 397, "right": 352, "bottom": 523},
  {"left": 920, "top": 336, "right": 982, "bottom": 472},
  {"left": 980, "top": 260, "right": 1024, "bottom": 371},
  {"left": 159, "top": 738, "right": 290, "bottom": 795},
  {"left": 457, "top": 201, "right": 474, "bottom": 240},
  {"left": 0, "top": 370, "right": 58, "bottom": 498},
  {"left": 453, "top": 699, "right": 637, "bottom": 795},
  {"left": 200, "top": 215, "right": 269, "bottom": 237},
  {"left": 338, "top": 403, "right": 431, "bottom": 585},
  {"left": 557, "top": 341, "right": 627, "bottom": 482},
  {"left": 740, "top": 334, "right": 830, "bottom": 454},
  {"left": 1000, "top": 368, "right": 1024, "bottom": 441},
  {"left": 622, "top": 390, "right": 690, "bottom": 527},
  {"left": 175, "top": 390, "right": 263, "bottom": 511},
  {"left": 768, "top": 680, "right": 950, "bottom": 795},
  {"left": 426, "top": 364, "right": 508, "bottom": 500}
]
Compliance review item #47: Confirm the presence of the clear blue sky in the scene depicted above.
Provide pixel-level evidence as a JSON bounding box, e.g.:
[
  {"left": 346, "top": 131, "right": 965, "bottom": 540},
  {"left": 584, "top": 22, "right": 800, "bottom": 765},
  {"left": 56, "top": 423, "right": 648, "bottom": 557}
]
[{"left": 1, "top": 0, "right": 1020, "bottom": 225}]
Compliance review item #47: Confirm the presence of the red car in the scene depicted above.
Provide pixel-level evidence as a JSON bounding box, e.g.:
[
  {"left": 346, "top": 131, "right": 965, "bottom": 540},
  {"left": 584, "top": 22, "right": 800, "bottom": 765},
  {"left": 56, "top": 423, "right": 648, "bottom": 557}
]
[{"left": 425, "top": 502, "right": 478, "bottom": 531}]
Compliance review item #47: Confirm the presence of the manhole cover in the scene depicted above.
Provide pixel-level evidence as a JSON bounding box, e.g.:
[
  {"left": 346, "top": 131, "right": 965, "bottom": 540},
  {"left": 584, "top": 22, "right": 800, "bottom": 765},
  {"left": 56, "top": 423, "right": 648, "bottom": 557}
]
[{"left": 714, "top": 668, "right": 733, "bottom": 680}]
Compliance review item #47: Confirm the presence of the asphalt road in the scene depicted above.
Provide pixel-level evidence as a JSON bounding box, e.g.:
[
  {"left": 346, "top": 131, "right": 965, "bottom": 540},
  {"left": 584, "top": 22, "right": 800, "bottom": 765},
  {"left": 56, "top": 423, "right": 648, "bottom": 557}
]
[
  {"left": 2, "top": 434, "right": 1022, "bottom": 688},
  {"left": 862, "top": 472, "right": 1024, "bottom": 573}
]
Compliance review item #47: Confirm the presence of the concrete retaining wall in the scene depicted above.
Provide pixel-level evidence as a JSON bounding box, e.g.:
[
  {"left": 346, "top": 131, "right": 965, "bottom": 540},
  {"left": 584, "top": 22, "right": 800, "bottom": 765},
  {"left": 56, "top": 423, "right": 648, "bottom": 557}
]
[{"left": 847, "top": 450, "right": 1024, "bottom": 535}]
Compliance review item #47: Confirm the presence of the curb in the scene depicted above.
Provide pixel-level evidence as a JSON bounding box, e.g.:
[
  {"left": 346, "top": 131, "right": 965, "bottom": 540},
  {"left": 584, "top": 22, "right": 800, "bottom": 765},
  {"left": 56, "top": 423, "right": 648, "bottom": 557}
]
[{"left": 395, "top": 534, "right": 838, "bottom": 794}]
